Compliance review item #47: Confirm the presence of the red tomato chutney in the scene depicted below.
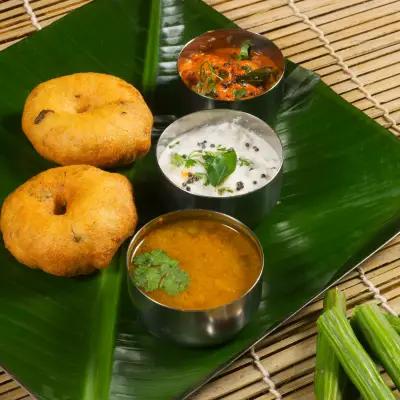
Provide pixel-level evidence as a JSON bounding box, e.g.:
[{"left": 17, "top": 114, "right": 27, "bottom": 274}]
[{"left": 178, "top": 46, "right": 282, "bottom": 101}]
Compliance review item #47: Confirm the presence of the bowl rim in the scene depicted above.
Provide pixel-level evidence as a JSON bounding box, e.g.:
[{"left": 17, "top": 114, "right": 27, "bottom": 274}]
[
  {"left": 126, "top": 209, "right": 265, "bottom": 313},
  {"left": 177, "top": 28, "right": 286, "bottom": 102},
  {"left": 155, "top": 109, "right": 284, "bottom": 200}
]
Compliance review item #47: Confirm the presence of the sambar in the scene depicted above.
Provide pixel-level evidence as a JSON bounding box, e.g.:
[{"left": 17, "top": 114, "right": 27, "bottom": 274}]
[{"left": 129, "top": 218, "right": 262, "bottom": 310}]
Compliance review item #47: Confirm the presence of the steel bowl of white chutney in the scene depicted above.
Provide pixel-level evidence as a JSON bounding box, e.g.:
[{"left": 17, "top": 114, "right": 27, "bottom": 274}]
[{"left": 156, "top": 109, "right": 283, "bottom": 228}]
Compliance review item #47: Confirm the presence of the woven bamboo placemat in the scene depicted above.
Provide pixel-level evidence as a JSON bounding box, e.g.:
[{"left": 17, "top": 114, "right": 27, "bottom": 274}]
[{"left": 0, "top": 1, "right": 399, "bottom": 399}]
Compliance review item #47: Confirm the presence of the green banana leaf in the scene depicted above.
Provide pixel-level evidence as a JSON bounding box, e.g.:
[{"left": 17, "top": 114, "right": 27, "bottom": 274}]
[{"left": 0, "top": 0, "right": 399, "bottom": 399}]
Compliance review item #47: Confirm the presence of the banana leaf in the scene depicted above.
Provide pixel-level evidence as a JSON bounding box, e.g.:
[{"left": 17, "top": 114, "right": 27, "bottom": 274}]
[{"left": 0, "top": 0, "right": 399, "bottom": 399}]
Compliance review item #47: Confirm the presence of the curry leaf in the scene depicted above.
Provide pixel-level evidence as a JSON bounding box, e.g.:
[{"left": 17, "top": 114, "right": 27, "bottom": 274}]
[
  {"left": 233, "top": 88, "right": 247, "bottom": 99},
  {"left": 239, "top": 67, "right": 272, "bottom": 86},
  {"left": 205, "top": 149, "right": 237, "bottom": 187}
]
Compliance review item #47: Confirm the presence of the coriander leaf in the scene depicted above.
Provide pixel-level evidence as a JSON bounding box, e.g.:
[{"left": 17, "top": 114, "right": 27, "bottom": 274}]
[
  {"left": 170, "top": 153, "right": 185, "bottom": 167},
  {"left": 161, "top": 266, "right": 190, "bottom": 296},
  {"left": 205, "top": 149, "right": 237, "bottom": 187},
  {"left": 185, "top": 159, "right": 197, "bottom": 168},
  {"left": 133, "top": 265, "right": 162, "bottom": 292},
  {"left": 238, "top": 41, "right": 251, "bottom": 60},
  {"left": 238, "top": 157, "right": 253, "bottom": 167},
  {"left": 132, "top": 249, "right": 190, "bottom": 296},
  {"left": 233, "top": 88, "right": 247, "bottom": 100},
  {"left": 132, "top": 252, "right": 153, "bottom": 268},
  {"left": 150, "top": 249, "right": 172, "bottom": 266},
  {"left": 132, "top": 265, "right": 149, "bottom": 287},
  {"left": 202, "top": 151, "right": 216, "bottom": 164}
]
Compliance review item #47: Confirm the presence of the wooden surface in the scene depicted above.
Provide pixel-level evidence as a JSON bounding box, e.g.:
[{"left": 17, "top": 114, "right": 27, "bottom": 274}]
[{"left": 0, "top": 0, "right": 399, "bottom": 399}]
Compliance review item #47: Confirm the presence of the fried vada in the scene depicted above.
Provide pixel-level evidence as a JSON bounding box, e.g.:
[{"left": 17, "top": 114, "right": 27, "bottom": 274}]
[
  {"left": 0, "top": 165, "right": 137, "bottom": 277},
  {"left": 22, "top": 73, "right": 153, "bottom": 168}
]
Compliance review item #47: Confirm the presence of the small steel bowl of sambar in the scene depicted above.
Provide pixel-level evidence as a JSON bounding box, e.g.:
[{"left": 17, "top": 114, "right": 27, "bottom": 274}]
[{"left": 126, "top": 209, "right": 264, "bottom": 347}]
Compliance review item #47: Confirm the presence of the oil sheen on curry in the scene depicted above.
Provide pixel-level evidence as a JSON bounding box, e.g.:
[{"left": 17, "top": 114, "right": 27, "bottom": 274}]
[
  {"left": 129, "top": 218, "right": 262, "bottom": 310},
  {"left": 179, "top": 41, "right": 282, "bottom": 101}
]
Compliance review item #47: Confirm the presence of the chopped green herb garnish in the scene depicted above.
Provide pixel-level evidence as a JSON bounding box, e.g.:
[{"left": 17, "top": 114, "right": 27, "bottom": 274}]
[
  {"left": 218, "top": 186, "right": 233, "bottom": 195},
  {"left": 233, "top": 88, "right": 247, "bottom": 100},
  {"left": 189, "top": 150, "right": 203, "bottom": 155},
  {"left": 132, "top": 249, "right": 190, "bottom": 296},
  {"left": 169, "top": 141, "right": 180, "bottom": 149},
  {"left": 242, "top": 65, "right": 252, "bottom": 74},
  {"left": 171, "top": 150, "right": 201, "bottom": 168},
  {"left": 170, "top": 153, "right": 185, "bottom": 167},
  {"left": 217, "top": 145, "right": 227, "bottom": 152},
  {"left": 238, "top": 157, "right": 253, "bottom": 167},
  {"left": 230, "top": 41, "right": 251, "bottom": 60},
  {"left": 185, "top": 150, "right": 202, "bottom": 167},
  {"left": 185, "top": 159, "right": 197, "bottom": 168},
  {"left": 170, "top": 147, "right": 237, "bottom": 189},
  {"left": 194, "top": 172, "right": 207, "bottom": 180},
  {"left": 195, "top": 62, "right": 222, "bottom": 96},
  {"left": 238, "top": 40, "right": 251, "bottom": 60},
  {"left": 202, "top": 151, "right": 216, "bottom": 164}
]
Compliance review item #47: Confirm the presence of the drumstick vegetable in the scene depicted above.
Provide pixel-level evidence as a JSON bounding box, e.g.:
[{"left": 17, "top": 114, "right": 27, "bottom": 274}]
[
  {"left": 384, "top": 313, "right": 400, "bottom": 334},
  {"left": 352, "top": 304, "right": 400, "bottom": 390},
  {"left": 317, "top": 308, "right": 395, "bottom": 400},
  {"left": 314, "top": 288, "right": 347, "bottom": 400}
]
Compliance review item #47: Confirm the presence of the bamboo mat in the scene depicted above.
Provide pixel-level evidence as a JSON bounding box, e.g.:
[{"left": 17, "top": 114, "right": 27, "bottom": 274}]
[{"left": 0, "top": 0, "right": 400, "bottom": 399}]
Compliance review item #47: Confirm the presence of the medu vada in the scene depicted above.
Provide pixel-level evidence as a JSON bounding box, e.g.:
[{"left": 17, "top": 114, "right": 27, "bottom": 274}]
[
  {"left": 0, "top": 165, "right": 137, "bottom": 277},
  {"left": 22, "top": 73, "right": 153, "bottom": 168}
]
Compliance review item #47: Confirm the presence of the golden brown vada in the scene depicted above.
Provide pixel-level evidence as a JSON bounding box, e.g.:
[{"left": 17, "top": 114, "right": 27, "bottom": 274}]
[
  {"left": 22, "top": 73, "right": 153, "bottom": 168},
  {"left": 0, "top": 165, "right": 137, "bottom": 277}
]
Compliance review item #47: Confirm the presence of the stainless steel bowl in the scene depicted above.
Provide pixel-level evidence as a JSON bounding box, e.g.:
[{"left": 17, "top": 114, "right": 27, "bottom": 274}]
[
  {"left": 177, "top": 29, "right": 285, "bottom": 126},
  {"left": 126, "top": 209, "right": 264, "bottom": 347},
  {"left": 156, "top": 109, "right": 283, "bottom": 228}
]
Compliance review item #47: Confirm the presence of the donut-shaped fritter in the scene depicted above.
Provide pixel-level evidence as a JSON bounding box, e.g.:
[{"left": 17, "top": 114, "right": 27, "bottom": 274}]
[
  {"left": 22, "top": 73, "right": 153, "bottom": 168},
  {"left": 0, "top": 165, "right": 137, "bottom": 277}
]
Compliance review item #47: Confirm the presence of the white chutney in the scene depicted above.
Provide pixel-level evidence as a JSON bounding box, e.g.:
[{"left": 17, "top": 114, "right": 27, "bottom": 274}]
[{"left": 158, "top": 122, "right": 280, "bottom": 197}]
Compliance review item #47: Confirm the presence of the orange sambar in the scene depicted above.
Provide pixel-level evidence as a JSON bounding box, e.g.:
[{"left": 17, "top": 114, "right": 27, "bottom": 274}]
[{"left": 132, "top": 218, "right": 262, "bottom": 310}]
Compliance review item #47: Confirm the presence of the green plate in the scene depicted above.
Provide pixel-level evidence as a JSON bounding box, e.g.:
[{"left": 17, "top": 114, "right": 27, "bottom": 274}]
[{"left": 0, "top": 0, "right": 399, "bottom": 399}]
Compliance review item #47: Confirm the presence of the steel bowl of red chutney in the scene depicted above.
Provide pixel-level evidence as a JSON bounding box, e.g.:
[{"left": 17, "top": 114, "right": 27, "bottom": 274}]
[{"left": 177, "top": 29, "right": 285, "bottom": 126}]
